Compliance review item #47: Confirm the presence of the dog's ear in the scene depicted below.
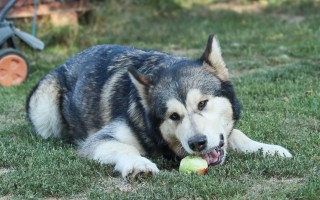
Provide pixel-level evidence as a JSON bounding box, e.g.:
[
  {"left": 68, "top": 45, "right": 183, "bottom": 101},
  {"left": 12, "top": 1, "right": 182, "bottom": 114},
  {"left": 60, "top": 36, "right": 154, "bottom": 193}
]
[
  {"left": 200, "top": 34, "right": 229, "bottom": 81},
  {"left": 128, "top": 67, "right": 153, "bottom": 107}
]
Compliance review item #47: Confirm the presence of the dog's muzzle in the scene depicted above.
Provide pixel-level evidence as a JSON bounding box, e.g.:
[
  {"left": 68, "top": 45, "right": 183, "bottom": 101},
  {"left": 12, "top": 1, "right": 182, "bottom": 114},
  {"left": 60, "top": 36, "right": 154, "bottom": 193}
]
[{"left": 188, "top": 134, "right": 225, "bottom": 166}]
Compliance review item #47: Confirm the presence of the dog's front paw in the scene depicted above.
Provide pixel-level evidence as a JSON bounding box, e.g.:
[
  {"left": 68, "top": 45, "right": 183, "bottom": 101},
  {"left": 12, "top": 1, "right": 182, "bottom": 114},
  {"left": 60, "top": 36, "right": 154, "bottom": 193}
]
[
  {"left": 115, "top": 156, "right": 159, "bottom": 178},
  {"left": 263, "top": 145, "right": 292, "bottom": 158}
]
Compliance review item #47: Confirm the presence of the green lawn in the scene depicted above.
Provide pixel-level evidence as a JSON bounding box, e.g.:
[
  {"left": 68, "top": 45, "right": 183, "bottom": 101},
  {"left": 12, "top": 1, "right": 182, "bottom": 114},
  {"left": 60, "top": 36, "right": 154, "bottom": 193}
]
[{"left": 0, "top": 1, "right": 319, "bottom": 199}]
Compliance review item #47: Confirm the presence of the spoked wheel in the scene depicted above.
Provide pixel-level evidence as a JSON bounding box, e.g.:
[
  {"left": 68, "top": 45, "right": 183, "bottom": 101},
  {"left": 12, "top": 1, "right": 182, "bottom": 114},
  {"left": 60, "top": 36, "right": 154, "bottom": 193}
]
[{"left": 0, "top": 48, "right": 29, "bottom": 87}]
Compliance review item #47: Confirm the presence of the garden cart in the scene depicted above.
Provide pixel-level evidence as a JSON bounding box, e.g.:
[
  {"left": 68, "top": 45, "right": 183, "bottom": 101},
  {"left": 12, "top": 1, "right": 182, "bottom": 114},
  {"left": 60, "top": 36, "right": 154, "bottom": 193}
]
[{"left": 0, "top": 0, "right": 44, "bottom": 87}]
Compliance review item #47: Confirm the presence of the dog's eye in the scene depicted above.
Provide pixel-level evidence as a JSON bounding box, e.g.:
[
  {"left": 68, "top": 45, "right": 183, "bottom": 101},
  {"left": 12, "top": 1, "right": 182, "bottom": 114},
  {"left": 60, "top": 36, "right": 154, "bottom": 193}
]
[
  {"left": 198, "top": 100, "right": 208, "bottom": 111},
  {"left": 169, "top": 112, "right": 180, "bottom": 121}
]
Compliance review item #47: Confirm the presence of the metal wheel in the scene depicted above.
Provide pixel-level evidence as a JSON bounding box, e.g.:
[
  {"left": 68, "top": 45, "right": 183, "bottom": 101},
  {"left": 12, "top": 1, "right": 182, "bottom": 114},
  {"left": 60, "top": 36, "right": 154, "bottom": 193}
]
[{"left": 0, "top": 48, "right": 29, "bottom": 87}]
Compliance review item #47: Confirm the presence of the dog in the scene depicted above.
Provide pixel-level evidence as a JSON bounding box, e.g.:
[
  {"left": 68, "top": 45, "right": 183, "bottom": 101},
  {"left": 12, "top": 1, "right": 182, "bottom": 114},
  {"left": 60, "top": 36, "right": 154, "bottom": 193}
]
[{"left": 26, "top": 35, "right": 292, "bottom": 178}]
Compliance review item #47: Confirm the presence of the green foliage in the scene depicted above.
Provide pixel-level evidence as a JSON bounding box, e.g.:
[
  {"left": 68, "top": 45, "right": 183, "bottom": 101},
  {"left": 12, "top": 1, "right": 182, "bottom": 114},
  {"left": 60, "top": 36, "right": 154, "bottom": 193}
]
[{"left": 1, "top": 0, "right": 319, "bottom": 199}]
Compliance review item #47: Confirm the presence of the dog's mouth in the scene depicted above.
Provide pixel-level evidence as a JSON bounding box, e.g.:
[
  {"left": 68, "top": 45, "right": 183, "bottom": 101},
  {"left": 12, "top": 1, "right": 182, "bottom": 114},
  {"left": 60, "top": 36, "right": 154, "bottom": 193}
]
[{"left": 200, "top": 147, "right": 224, "bottom": 166}]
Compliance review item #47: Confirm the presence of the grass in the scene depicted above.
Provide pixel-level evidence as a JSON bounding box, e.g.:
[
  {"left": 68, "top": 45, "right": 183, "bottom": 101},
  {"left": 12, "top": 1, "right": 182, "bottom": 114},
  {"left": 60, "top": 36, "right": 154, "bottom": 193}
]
[{"left": 1, "top": 0, "right": 320, "bottom": 199}]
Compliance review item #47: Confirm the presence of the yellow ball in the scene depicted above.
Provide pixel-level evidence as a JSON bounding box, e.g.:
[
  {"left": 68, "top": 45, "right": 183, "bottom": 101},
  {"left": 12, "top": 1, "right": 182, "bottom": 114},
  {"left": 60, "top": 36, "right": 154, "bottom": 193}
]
[{"left": 179, "top": 156, "right": 208, "bottom": 175}]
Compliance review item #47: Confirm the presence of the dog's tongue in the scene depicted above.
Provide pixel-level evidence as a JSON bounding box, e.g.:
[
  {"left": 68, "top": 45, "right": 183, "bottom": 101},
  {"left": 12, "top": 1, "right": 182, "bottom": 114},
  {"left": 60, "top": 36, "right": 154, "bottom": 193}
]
[{"left": 201, "top": 149, "right": 220, "bottom": 165}]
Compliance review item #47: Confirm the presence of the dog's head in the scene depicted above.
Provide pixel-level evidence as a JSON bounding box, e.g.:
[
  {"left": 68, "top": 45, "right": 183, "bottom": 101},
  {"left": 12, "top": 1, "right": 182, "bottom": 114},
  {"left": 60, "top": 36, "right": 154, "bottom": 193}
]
[{"left": 129, "top": 35, "right": 240, "bottom": 165}]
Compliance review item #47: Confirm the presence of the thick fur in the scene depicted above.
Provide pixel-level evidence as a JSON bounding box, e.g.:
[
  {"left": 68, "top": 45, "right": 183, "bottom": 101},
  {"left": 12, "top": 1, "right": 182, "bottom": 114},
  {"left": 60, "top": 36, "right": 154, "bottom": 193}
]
[{"left": 26, "top": 35, "right": 292, "bottom": 178}]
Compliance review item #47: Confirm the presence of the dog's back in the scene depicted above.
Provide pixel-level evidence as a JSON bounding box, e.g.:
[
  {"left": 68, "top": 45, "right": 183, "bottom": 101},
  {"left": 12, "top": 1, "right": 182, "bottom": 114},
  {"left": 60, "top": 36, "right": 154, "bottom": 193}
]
[{"left": 26, "top": 45, "right": 182, "bottom": 143}]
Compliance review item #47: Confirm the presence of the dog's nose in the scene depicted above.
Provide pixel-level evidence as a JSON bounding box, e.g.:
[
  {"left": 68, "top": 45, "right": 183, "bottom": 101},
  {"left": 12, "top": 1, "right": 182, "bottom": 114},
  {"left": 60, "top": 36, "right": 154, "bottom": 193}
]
[{"left": 188, "top": 134, "right": 207, "bottom": 152}]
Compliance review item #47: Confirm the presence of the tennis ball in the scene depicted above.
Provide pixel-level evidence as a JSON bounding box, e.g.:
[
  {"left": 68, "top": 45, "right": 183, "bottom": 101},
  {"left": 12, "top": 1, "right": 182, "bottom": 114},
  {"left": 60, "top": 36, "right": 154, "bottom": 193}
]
[{"left": 179, "top": 156, "right": 208, "bottom": 175}]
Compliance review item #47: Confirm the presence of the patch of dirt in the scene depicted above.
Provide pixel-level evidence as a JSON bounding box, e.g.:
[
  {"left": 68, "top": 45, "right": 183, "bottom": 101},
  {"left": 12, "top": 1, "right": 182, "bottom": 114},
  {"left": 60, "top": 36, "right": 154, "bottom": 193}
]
[
  {"left": 272, "top": 14, "right": 305, "bottom": 24},
  {"left": 208, "top": 2, "right": 267, "bottom": 13},
  {"left": 249, "top": 178, "right": 306, "bottom": 196},
  {"left": 0, "top": 168, "right": 12, "bottom": 176},
  {"left": 208, "top": 2, "right": 305, "bottom": 24},
  {"left": 0, "top": 113, "right": 25, "bottom": 128},
  {"left": 104, "top": 177, "right": 145, "bottom": 193},
  {"left": 177, "top": 197, "right": 205, "bottom": 200},
  {"left": 44, "top": 194, "right": 87, "bottom": 200},
  {"left": 41, "top": 177, "right": 138, "bottom": 200},
  {"left": 0, "top": 196, "right": 11, "bottom": 200}
]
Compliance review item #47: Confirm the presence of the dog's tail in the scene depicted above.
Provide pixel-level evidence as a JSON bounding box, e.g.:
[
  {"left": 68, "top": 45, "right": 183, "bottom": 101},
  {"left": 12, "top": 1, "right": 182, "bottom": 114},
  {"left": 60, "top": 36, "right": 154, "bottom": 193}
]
[{"left": 26, "top": 74, "right": 63, "bottom": 139}]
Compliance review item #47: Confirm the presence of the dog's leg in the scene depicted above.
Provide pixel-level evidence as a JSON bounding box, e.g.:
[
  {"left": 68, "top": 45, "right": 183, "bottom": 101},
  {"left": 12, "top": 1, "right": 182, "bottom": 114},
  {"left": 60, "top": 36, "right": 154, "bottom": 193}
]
[
  {"left": 228, "top": 129, "right": 292, "bottom": 157},
  {"left": 78, "top": 122, "right": 159, "bottom": 178},
  {"left": 92, "top": 140, "right": 159, "bottom": 178}
]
